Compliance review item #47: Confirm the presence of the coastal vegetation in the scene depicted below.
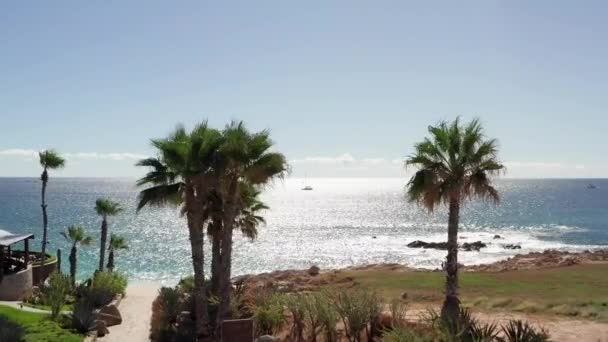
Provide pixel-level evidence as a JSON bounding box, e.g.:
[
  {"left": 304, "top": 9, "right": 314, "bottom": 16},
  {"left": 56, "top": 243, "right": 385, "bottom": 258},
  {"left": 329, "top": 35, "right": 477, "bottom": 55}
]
[
  {"left": 95, "top": 198, "right": 124, "bottom": 272},
  {"left": 405, "top": 118, "right": 504, "bottom": 324},
  {"left": 38, "top": 149, "right": 66, "bottom": 266},
  {"left": 137, "top": 120, "right": 287, "bottom": 340},
  {"left": 61, "top": 225, "right": 93, "bottom": 287}
]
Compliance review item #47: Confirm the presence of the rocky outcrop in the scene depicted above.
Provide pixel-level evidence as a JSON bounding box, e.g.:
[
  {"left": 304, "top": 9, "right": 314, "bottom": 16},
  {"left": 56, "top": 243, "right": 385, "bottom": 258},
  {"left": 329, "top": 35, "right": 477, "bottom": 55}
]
[
  {"left": 407, "top": 240, "right": 487, "bottom": 251},
  {"left": 461, "top": 241, "right": 487, "bottom": 251},
  {"left": 503, "top": 244, "right": 522, "bottom": 249},
  {"left": 407, "top": 240, "right": 449, "bottom": 249}
]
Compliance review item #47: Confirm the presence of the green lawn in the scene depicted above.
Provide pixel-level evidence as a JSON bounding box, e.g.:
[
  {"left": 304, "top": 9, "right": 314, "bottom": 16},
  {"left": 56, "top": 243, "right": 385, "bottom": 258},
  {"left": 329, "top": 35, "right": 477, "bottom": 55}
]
[
  {"left": 0, "top": 305, "right": 83, "bottom": 342},
  {"left": 336, "top": 264, "right": 608, "bottom": 320}
]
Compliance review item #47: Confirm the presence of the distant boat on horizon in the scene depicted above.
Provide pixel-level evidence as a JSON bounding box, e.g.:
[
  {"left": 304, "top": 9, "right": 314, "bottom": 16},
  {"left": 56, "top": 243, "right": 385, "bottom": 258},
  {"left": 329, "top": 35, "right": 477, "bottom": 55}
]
[
  {"left": 302, "top": 174, "right": 313, "bottom": 191},
  {"left": 587, "top": 183, "right": 597, "bottom": 189}
]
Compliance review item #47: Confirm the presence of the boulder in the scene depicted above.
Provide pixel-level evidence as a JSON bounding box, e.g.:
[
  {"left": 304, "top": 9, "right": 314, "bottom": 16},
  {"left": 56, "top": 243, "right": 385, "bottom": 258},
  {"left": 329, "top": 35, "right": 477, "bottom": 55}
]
[
  {"left": 95, "top": 304, "right": 122, "bottom": 327},
  {"left": 493, "top": 235, "right": 502, "bottom": 239},
  {"left": 95, "top": 319, "right": 109, "bottom": 337},
  {"left": 503, "top": 244, "right": 522, "bottom": 250},
  {"left": 258, "top": 335, "right": 279, "bottom": 342},
  {"left": 307, "top": 265, "right": 320, "bottom": 276},
  {"left": 461, "top": 241, "right": 487, "bottom": 251},
  {"left": 407, "top": 240, "right": 448, "bottom": 249},
  {"left": 400, "top": 292, "right": 408, "bottom": 300}
]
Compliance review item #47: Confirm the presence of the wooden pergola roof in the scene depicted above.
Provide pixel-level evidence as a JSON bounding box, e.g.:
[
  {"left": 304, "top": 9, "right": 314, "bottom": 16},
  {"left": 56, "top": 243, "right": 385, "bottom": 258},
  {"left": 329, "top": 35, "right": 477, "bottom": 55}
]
[{"left": 0, "top": 229, "right": 34, "bottom": 247}]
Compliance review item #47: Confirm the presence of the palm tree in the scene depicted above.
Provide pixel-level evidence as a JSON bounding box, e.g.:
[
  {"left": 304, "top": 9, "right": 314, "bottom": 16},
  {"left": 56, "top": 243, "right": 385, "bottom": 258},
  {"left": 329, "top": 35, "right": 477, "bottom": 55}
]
[
  {"left": 215, "top": 121, "right": 288, "bottom": 325},
  {"left": 207, "top": 184, "right": 268, "bottom": 296},
  {"left": 95, "top": 198, "right": 123, "bottom": 272},
  {"left": 405, "top": 118, "right": 504, "bottom": 323},
  {"left": 61, "top": 225, "right": 93, "bottom": 287},
  {"left": 136, "top": 122, "right": 223, "bottom": 340},
  {"left": 39, "top": 149, "right": 66, "bottom": 266},
  {"left": 106, "top": 234, "right": 128, "bottom": 272}
]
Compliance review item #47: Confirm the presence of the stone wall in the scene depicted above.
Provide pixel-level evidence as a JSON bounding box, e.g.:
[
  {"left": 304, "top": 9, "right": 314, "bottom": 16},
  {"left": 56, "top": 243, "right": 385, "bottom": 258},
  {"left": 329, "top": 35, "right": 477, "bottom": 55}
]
[{"left": 0, "top": 265, "right": 33, "bottom": 301}]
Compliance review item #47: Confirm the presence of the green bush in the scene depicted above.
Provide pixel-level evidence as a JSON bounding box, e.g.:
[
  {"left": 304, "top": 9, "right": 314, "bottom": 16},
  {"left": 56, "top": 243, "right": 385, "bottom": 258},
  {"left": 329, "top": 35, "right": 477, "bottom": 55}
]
[
  {"left": 501, "top": 320, "right": 549, "bottom": 342},
  {"left": 333, "top": 288, "right": 381, "bottom": 342},
  {"left": 45, "top": 272, "right": 72, "bottom": 320},
  {"left": 84, "top": 271, "right": 127, "bottom": 307},
  {"left": 304, "top": 291, "right": 338, "bottom": 342},
  {"left": 71, "top": 299, "right": 97, "bottom": 333},
  {"left": 281, "top": 294, "right": 306, "bottom": 341},
  {"left": 251, "top": 289, "right": 285, "bottom": 336},
  {"left": 0, "top": 315, "right": 26, "bottom": 341}
]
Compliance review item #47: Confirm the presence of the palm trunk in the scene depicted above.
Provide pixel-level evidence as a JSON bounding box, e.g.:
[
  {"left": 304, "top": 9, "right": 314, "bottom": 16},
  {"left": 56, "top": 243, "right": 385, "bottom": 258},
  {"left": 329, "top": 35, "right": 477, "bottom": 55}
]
[
  {"left": 217, "top": 180, "right": 239, "bottom": 329},
  {"left": 185, "top": 182, "right": 210, "bottom": 341},
  {"left": 441, "top": 197, "right": 461, "bottom": 324},
  {"left": 107, "top": 248, "right": 114, "bottom": 272},
  {"left": 98, "top": 216, "right": 108, "bottom": 271},
  {"left": 40, "top": 168, "right": 48, "bottom": 266},
  {"left": 210, "top": 222, "right": 222, "bottom": 296},
  {"left": 69, "top": 244, "right": 77, "bottom": 288}
]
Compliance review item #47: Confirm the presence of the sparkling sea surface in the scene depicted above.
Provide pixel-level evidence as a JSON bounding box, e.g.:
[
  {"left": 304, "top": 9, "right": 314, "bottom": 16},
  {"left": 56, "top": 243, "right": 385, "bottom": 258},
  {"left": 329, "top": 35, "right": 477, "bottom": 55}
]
[{"left": 0, "top": 177, "right": 606, "bottom": 284}]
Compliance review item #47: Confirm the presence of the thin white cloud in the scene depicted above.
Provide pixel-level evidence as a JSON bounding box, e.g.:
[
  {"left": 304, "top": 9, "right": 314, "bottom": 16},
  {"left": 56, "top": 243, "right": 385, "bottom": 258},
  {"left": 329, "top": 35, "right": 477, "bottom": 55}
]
[
  {"left": 0, "top": 149, "right": 38, "bottom": 157},
  {"left": 0, "top": 149, "right": 146, "bottom": 161},
  {"left": 291, "top": 153, "right": 357, "bottom": 164}
]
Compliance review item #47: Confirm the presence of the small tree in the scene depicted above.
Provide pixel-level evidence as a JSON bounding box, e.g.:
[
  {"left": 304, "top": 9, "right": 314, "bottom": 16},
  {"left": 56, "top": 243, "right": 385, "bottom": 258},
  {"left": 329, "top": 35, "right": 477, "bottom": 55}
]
[
  {"left": 107, "top": 234, "right": 128, "bottom": 272},
  {"left": 95, "top": 198, "right": 123, "bottom": 272},
  {"left": 46, "top": 272, "right": 71, "bottom": 320},
  {"left": 61, "top": 225, "right": 93, "bottom": 287}
]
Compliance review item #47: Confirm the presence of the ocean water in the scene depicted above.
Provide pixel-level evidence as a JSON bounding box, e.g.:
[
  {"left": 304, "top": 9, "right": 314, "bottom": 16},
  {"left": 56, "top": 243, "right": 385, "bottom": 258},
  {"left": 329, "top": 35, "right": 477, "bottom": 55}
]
[{"left": 0, "top": 177, "right": 606, "bottom": 284}]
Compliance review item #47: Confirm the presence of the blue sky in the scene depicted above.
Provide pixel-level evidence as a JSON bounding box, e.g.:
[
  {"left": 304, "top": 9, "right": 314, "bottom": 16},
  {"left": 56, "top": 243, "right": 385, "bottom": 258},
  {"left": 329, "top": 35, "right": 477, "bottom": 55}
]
[{"left": 1, "top": 1, "right": 607, "bottom": 178}]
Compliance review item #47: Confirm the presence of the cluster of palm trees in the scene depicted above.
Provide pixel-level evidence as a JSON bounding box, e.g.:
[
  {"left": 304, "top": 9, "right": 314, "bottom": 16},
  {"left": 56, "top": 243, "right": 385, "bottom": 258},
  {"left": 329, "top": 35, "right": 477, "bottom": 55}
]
[
  {"left": 135, "top": 120, "right": 288, "bottom": 340},
  {"left": 55, "top": 198, "right": 128, "bottom": 286},
  {"left": 37, "top": 150, "right": 128, "bottom": 283}
]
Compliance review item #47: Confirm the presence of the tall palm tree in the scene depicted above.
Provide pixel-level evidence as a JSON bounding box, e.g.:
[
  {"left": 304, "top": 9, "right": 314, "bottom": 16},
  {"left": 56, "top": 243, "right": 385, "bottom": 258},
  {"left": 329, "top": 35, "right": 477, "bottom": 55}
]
[
  {"left": 61, "top": 225, "right": 93, "bottom": 287},
  {"left": 405, "top": 118, "right": 504, "bottom": 323},
  {"left": 95, "top": 198, "right": 123, "bottom": 271},
  {"left": 136, "top": 122, "right": 223, "bottom": 340},
  {"left": 39, "top": 149, "right": 66, "bottom": 266},
  {"left": 106, "top": 234, "right": 128, "bottom": 272},
  {"left": 215, "top": 121, "right": 288, "bottom": 325}
]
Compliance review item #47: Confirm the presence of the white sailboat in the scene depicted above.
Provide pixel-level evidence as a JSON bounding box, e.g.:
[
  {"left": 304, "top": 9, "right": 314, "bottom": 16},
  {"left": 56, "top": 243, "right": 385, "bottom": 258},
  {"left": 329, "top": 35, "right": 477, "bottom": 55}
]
[{"left": 302, "top": 173, "right": 313, "bottom": 191}]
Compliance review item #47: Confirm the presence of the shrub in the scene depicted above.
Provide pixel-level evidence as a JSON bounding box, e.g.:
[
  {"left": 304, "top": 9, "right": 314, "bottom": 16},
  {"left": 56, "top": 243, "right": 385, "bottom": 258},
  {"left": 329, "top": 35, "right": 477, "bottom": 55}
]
[
  {"left": 383, "top": 327, "right": 434, "bottom": 342},
  {"left": 333, "top": 288, "right": 381, "bottom": 342},
  {"left": 501, "top": 320, "right": 549, "bottom": 342},
  {"left": 45, "top": 272, "right": 72, "bottom": 320},
  {"left": 281, "top": 294, "right": 306, "bottom": 342},
  {"left": 0, "top": 316, "right": 25, "bottom": 342},
  {"left": 305, "top": 292, "right": 338, "bottom": 342},
  {"left": 250, "top": 289, "right": 285, "bottom": 336},
  {"left": 85, "top": 271, "right": 127, "bottom": 307},
  {"left": 150, "top": 286, "right": 182, "bottom": 341},
  {"left": 389, "top": 298, "right": 408, "bottom": 328},
  {"left": 71, "top": 299, "right": 97, "bottom": 333}
]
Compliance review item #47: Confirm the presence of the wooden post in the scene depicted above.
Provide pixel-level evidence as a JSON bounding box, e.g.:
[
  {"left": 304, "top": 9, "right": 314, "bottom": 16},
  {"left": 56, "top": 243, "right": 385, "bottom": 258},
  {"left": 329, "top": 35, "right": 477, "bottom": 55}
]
[
  {"left": 24, "top": 239, "right": 29, "bottom": 264},
  {"left": 56, "top": 249, "right": 61, "bottom": 273}
]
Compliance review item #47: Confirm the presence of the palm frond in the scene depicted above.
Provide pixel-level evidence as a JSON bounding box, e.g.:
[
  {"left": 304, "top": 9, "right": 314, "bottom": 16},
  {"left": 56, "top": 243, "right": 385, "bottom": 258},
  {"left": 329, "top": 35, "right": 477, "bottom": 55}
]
[
  {"left": 95, "top": 198, "right": 124, "bottom": 216},
  {"left": 136, "top": 183, "right": 183, "bottom": 212},
  {"left": 39, "top": 149, "right": 66, "bottom": 169}
]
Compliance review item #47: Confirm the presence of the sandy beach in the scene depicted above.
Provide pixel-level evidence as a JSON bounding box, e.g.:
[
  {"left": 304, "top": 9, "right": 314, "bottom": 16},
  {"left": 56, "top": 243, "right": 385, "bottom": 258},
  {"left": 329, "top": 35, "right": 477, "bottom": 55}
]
[{"left": 98, "top": 283, "right": 160, "bottom": 342}]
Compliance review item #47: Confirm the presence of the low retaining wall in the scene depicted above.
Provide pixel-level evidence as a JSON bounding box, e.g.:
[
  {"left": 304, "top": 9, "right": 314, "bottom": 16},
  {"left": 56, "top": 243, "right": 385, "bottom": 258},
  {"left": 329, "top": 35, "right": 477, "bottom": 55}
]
[
  {"left": 0, "top": 265, "right": 33, "bottom": 301},
  {"left": 32, "top": 256, "right": 57, "bottom": 286}
]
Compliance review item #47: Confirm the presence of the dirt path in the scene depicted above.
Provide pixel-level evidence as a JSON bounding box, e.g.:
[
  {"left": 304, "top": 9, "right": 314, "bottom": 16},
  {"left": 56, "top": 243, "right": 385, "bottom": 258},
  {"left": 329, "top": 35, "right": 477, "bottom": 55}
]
[{"left": 98, "top": 284, "right": 159, "bottom": 342}]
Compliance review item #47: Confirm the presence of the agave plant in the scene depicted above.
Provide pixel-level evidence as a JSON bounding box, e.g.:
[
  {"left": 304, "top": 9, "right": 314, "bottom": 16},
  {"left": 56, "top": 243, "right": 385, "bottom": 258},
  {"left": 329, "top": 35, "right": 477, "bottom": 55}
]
[{"left": 501, "top": 320, "right": 549, "bottom": 342}]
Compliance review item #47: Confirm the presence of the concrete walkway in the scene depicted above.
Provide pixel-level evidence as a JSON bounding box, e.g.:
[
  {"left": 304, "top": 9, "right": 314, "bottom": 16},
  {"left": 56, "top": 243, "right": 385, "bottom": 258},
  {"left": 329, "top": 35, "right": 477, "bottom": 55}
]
[
  {"left": 0, "top": 301, "right": 53, "bottom": 314},
  {"left": 98, "top": 284, "right": 158, "bottom": 342}
]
